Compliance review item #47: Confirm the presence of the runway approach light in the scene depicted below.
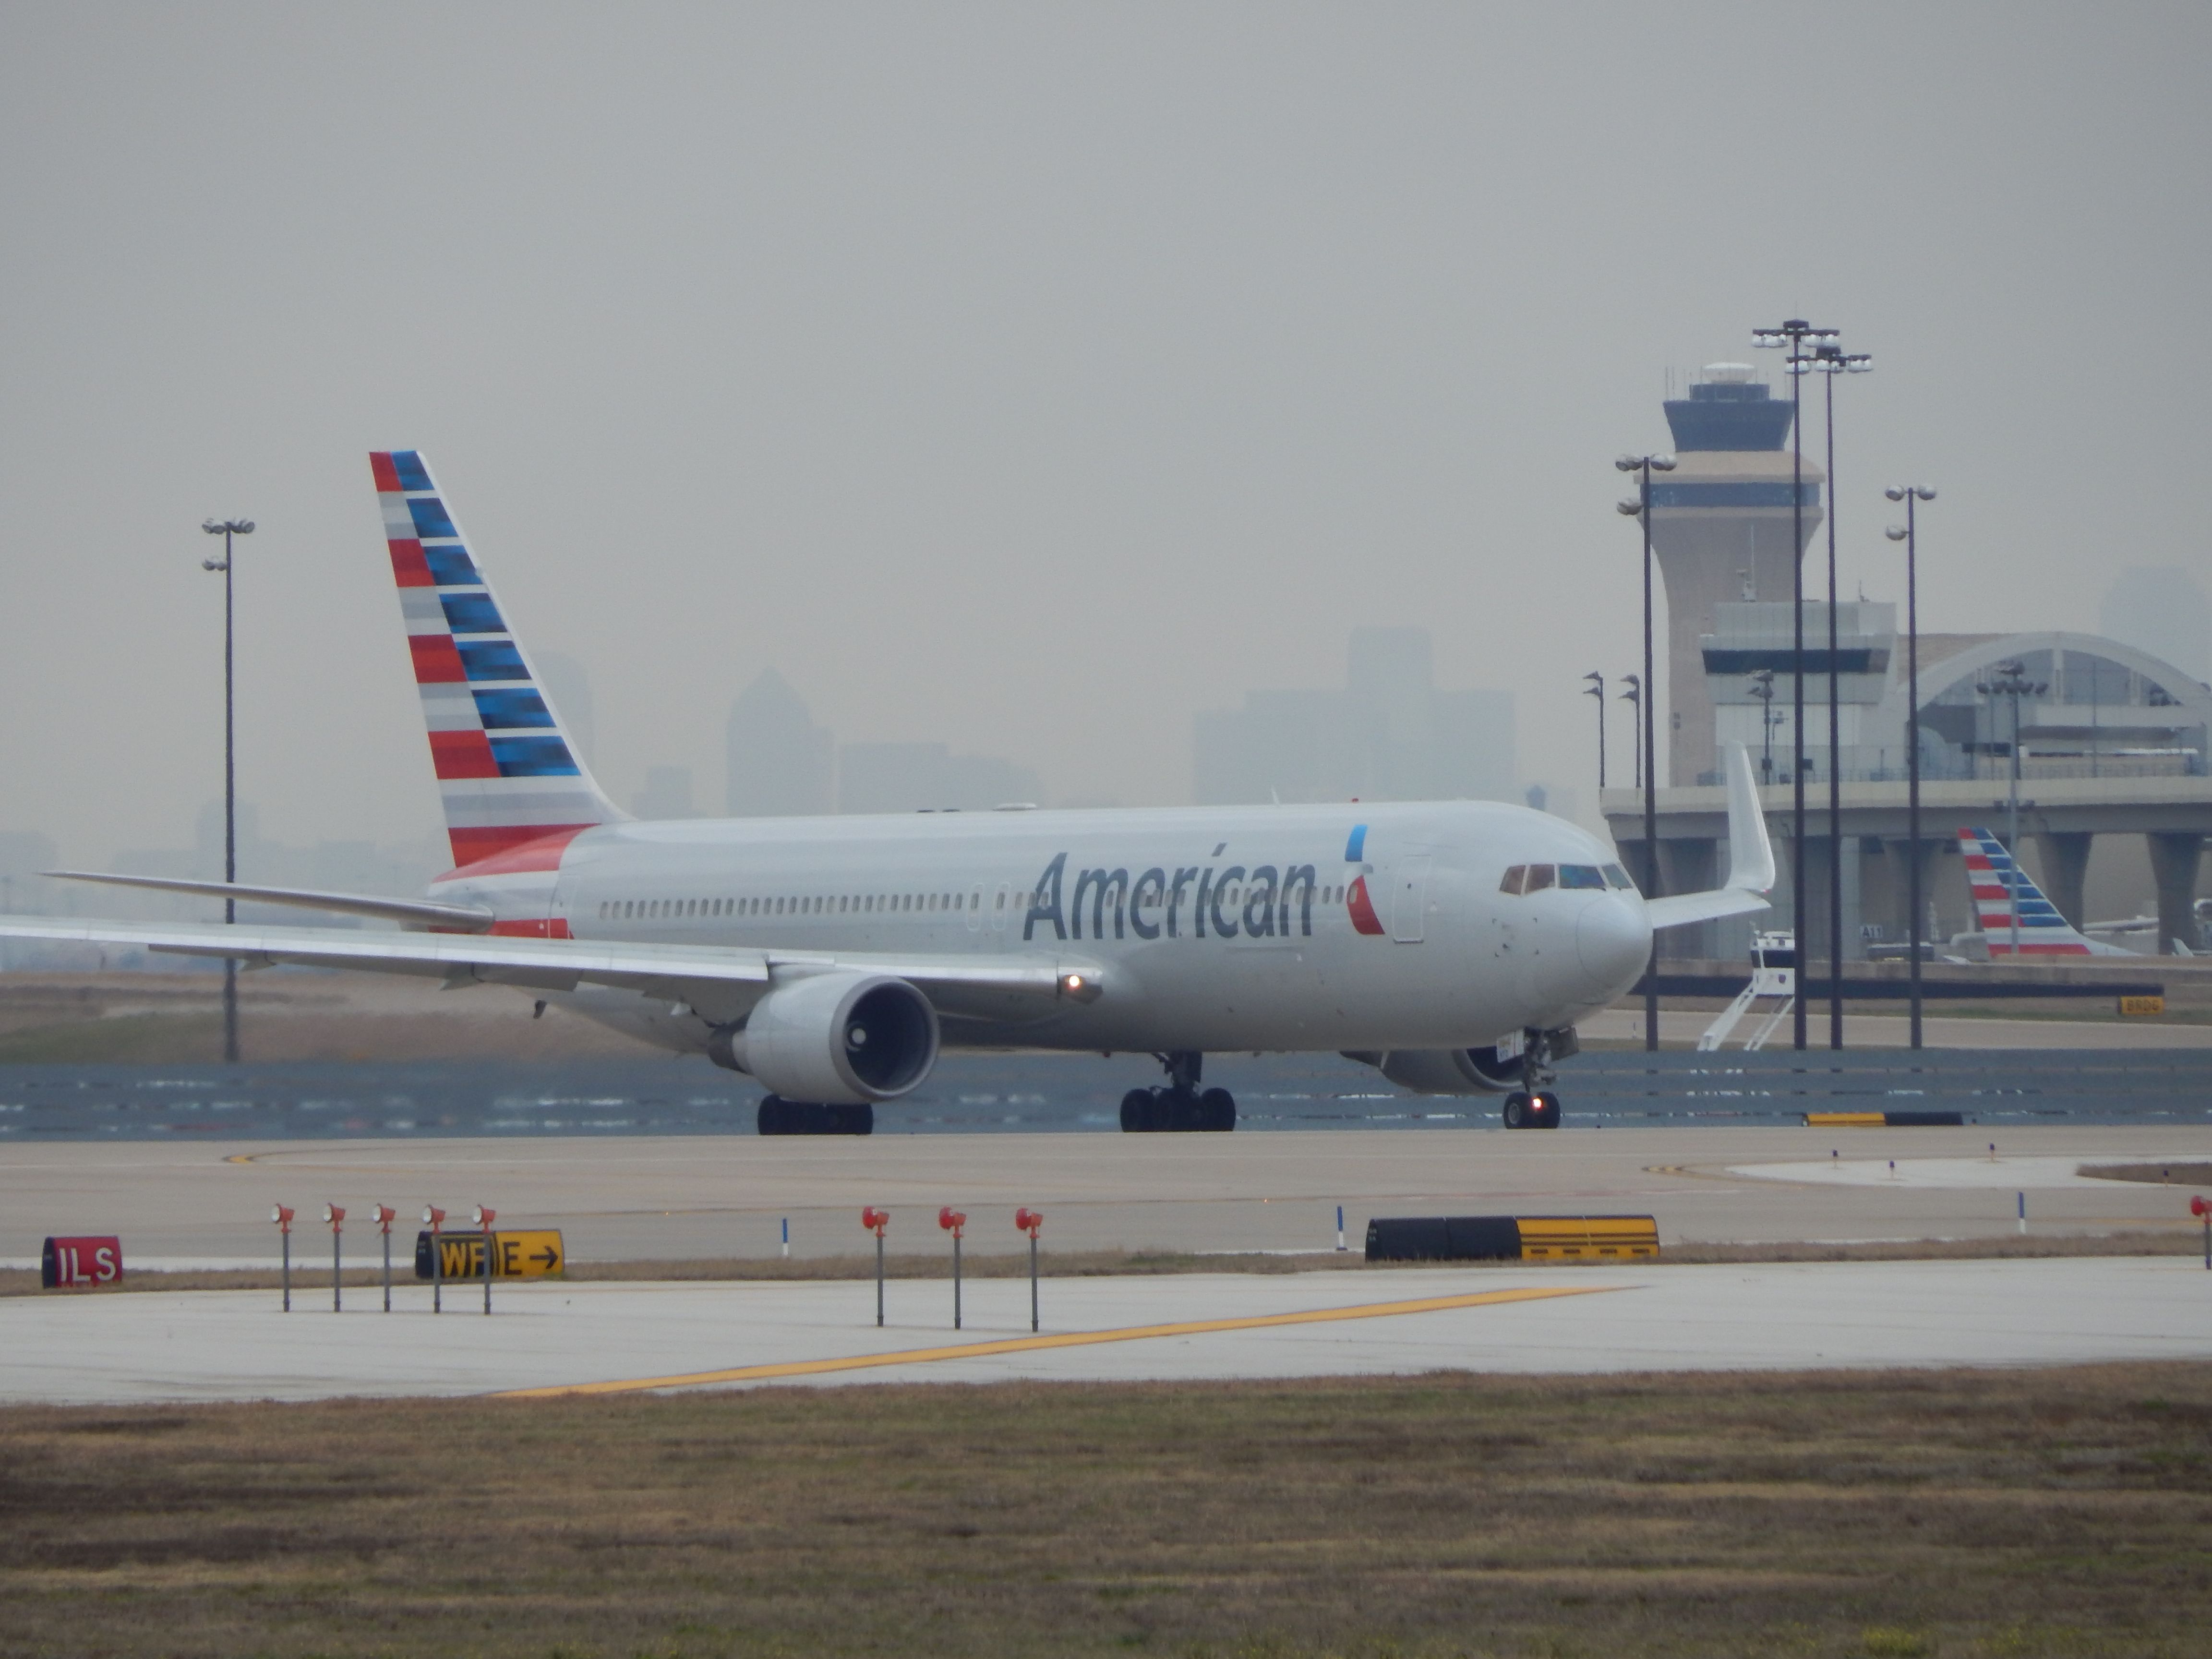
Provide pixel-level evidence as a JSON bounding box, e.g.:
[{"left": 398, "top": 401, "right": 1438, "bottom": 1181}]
[
  {"left": 271, "top": 1204, "right": 293, "bottom": 1232},
  {"left": 861, "top": 1206, "right": 889, "bottom": 1235}
]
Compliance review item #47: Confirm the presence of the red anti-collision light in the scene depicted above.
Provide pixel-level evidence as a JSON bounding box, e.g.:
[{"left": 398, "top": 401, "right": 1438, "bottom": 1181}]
[
  {"left": 861, "top": 1206, "right": 889, "bottom": 1232},
  {"left": 938, "top": 1206, "right": 966, "bottom": 1233}
]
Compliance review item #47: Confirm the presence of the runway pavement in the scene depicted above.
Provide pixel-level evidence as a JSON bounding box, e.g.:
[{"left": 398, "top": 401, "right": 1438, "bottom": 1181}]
[{"left": 4, "top": 1256, "right": 2206, "bottom": 1405}]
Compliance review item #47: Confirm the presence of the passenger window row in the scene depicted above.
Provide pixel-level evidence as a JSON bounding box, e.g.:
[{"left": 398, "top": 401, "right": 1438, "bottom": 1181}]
[
  {"left": 1499, "top": 863, "right": 1636, "bottom": 895},
  {"left": 594, "top": 884, "right": 1367, "bottom": 924},
  {"left": 594, "top": 890, "right": 1041, "bottom": 922}
]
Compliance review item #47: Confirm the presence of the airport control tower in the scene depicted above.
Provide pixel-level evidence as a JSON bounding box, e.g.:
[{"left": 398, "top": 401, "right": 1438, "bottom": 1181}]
[{"left": 1652, "top": 364, "right": 1823, "bottom": 786}]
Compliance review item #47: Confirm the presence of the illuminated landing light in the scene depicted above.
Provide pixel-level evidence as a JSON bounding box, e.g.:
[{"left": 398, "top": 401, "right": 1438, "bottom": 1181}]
[{"left": 1059, "top": 972, "right": 1103, "bottom": 1003}]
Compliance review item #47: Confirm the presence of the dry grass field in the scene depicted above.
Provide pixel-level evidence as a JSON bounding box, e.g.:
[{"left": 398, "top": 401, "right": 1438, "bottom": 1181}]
[{"left": 1, "top": 1363, "right": 2208, "bottom": 1659}]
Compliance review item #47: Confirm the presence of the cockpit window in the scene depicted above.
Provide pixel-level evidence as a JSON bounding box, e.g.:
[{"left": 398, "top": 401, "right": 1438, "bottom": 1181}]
[
  {"left": 1602, "top": 863, "right": 1636, "bottom": 891},
  {"left": 1522, "top": 863, "right": 1555, "bottom": 893},
  {"left": 1499, "top": 865, "right": 1527, "bottom": 894},
  {"left": 1559, "top": 864, "right": 1607, "bottom": 890}
]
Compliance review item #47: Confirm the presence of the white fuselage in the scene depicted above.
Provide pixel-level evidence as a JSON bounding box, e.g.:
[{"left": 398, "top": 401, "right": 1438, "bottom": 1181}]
[{"left": 432, "top": 799, "right": 1653, "bottom": 1058}]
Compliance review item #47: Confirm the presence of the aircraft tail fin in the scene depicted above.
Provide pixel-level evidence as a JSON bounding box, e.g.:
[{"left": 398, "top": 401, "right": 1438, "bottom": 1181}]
[
  {"left": 1956, "top": 827, "right": 2095, "bottom": 956},
  {"left": 371, "top": 451, "right": 621, "bottom": 871}
]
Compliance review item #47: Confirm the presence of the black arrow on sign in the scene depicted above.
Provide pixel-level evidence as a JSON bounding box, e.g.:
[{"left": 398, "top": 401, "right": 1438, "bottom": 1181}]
[{"left": 530, "top": 1245, "right": 560, "bottom": 1269}]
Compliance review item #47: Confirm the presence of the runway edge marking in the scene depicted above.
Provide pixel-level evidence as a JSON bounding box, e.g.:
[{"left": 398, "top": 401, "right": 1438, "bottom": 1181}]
[{"left": 493, "top": 1283, "right": 1628, "bottom": 1398}]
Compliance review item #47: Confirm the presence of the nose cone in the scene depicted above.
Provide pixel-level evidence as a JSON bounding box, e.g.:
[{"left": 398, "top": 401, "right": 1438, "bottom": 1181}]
[{"left": 1575, "top": 895, "right": 1651, "bottom": 998}]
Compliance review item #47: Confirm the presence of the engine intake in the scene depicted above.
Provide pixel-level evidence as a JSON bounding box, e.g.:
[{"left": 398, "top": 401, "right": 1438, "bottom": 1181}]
[
  {"left": 709, "top": 972, "right": 940, "bottom": 1104},
  {"left": 1343, "top": 1044, "right": 1524, "bottom": 1095}
]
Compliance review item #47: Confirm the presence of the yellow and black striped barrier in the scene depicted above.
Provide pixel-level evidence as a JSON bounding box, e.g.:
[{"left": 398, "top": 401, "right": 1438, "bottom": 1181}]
[
  {"left": 1364, "top": 1214, "right": 1658, "bottom": 1263},
  {"left": 1803, "top": 1111, "right": 1965, "bottom": 1128}
]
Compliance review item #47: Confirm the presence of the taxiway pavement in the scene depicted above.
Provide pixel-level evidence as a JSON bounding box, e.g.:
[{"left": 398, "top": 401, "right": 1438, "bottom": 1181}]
[
  {"left": 5, "top": 1123, "right": 2207, "bottom": 1267},
  {"left": 5, "top": 1256, "right": 2206, "bottom": 1405}
]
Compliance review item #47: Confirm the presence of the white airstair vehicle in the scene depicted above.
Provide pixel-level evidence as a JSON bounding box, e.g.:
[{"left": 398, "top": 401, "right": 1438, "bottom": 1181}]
[{"left": 1697, "top": 931, "right": 1798, "bottom": 1051}]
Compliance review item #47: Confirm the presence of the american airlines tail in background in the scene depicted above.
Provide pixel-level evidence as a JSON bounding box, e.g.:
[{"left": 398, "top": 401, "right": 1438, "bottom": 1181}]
[
  {"left": 0, "top": 455, "right": 1776, "bottom": 1136},
  {"left": 1955, "top": 828, "right": 2132, "bottom": 957}
]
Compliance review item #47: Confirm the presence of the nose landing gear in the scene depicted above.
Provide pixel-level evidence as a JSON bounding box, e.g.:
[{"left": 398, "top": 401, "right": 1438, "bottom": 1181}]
[
  {"left": 1120, "top": 1051, "right": 1236, "bottom": 1132},
  {"left": 1502, "top": 1027, "right": 1565, "bottom": 1129}
]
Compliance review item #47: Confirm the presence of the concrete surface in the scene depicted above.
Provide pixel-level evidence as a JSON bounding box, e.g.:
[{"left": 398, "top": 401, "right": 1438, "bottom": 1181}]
[
  {"left": 6, "top": 1124, "right": 2208, "bottom": 1267},
  {"left": 4, "top": 1257, "right": 2207, "bottom": 1405}
]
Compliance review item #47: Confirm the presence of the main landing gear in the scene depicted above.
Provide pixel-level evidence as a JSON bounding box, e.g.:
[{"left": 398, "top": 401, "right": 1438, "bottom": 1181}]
[
  {"left": 1501, "top": 1026, "right": 1564, "bottom": 1130},
  {"left": 757, "top": 1096, "right": 874, "bottom": 1136},
  {"left": 1120, "top": 1051, "right": 1236, "bottom": 1133}
]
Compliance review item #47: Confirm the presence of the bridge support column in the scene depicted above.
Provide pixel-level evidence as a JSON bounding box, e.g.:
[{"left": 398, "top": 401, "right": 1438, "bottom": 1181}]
[
  {"left": 1656, "top": 838, "right": 1717, "bottom": 961},
  {"left": 2034, "top": 832, "right": 2094, "bottom": 930},
  {"left": 2147, "top": 832, "right": 2205, "bottom": 955}
]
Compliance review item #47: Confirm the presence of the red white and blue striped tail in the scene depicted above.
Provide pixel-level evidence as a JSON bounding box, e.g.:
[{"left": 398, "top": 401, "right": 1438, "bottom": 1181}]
[
  {"left": 372, "top": 451, "right": 619, "bottom": 872},
  {"left": 1955, "top": 827, "right": 2093, "bottom": 956}
]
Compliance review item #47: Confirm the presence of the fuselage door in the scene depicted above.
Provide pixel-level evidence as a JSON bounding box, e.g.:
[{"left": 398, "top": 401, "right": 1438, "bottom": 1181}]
[{"left": 1392, "top": 853, "right": 1431, "bottom": 943}]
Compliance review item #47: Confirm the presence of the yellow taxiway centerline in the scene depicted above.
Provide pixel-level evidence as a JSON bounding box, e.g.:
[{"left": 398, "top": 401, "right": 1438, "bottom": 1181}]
[{"left": 495, "top": 1282, "right": 1627, "bottom": 1398}]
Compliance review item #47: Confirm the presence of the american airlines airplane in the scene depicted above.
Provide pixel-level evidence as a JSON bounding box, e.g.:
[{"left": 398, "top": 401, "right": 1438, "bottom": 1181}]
[{"left": 1, "top": 453, "right": 1776, "bottom": 1134}]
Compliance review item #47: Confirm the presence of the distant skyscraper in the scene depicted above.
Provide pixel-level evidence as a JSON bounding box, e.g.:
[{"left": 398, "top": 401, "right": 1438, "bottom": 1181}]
[
  {"left": 837, "top": 743, "right": 1043, "bottom": 815},
  {"left": 535, "top": 651, "right": 597, "bottom": 766},
  {"left": 633, "top": 765, "right": 696, "bottom": 820},
  {"left": 1193, "top": 627, "right": 1515, "bottom": 805},
  {"left": 725, "top": 668, "right": 835, "bottom": 817},
  {"left": 2101, "top": 567, "right": 2210, "bottom": 683}
]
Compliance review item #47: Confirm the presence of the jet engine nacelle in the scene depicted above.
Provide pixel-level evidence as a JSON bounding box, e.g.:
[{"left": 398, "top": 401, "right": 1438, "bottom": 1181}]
[
  {"left": 709, "top": 972, "right": 940, "bottom": 1105},
  {"left": 1346, "top": 1045, "right": 1523, "bottom": 1095}
]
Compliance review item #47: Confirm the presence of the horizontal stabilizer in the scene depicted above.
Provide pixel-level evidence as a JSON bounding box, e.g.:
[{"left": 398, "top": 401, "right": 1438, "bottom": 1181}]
[{"left": 47, "top": 871, "right": 493, "bottom": 932}]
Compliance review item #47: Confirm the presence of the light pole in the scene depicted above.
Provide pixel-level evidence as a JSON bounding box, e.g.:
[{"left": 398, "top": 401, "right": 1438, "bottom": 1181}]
[
  {"left": 201, "top": 517, "right": 254, "bottom": 1064},
  {"left": 1619, "top": 673, "right": 1642, "bottom": 790},
  {"left": 1810, "top": 342, "right": 1871, "bottom": 1048},
  {"left": 1749, "top": 669, "right": 1779, "bottom": 784},
  {"left": 1616, "top": 451, "right": 1675, "bottom": 1053},
  {"left": 1974, "top": 660, "right": 2046, "bottom": 957},
  {"left": 1583, "top": 671, "right": 1607, "bottom": 792},
  {"left": 1885, "top": 486, "right": 1936, "bottom": 1046},
  {"left": 1752, "top": 320, "right": 1839, "bottom": 1048}
]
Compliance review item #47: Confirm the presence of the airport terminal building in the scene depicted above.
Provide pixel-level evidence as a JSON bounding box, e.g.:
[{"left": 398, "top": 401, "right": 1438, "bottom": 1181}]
[{"left": 1604, "top": 366, "right": 2212, "bottom": 959}]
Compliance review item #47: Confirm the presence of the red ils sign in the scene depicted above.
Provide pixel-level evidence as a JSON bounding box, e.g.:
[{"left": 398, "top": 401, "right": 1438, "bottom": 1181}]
[{"left": 42, "top": 1236, "right": 122, "bottom": 1288}]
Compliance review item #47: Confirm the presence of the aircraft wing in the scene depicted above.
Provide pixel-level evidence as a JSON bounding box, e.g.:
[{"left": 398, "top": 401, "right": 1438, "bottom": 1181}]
[
  {"left": 0, "top": 915, "right": 1094, "bottom": 1025},
  {"left": 1642, "top": 740, "right": 1775, "bottom": 932},
  {"left": 45, "top": 869, "right": 493, "bottom": 931}
]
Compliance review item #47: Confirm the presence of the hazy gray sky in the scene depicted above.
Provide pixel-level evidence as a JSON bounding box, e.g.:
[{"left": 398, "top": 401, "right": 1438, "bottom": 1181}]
[{"left": 3, "top": 2, "right": 2207, "bottom": 868}]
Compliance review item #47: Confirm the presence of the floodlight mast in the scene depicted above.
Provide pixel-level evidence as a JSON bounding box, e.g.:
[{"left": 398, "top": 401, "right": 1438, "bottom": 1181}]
[
  {"left": 1809, "top": 342, "right": 1871, "bottom": 1049},
  {"left": 1750, "top": 321, "right": 1838, "bottom": 1047},
  {"left": 200, "top": 516, "right": 254, "bottom": 1064},
  {"left": 1615, "top": 451, "right": 1674, "bottom": 1051},
  {"left": 1885, "top": 486, "right": 1936, "bottom": 1047}
]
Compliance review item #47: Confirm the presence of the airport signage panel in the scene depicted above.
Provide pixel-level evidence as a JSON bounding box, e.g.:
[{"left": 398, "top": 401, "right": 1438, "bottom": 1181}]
[
  {"left": 412, "top": 1229, "right": 564, "bottom": 1281},
  {"left": 43, "top": 1235, "right": 122, "bottom": 1288},
  {"left": 2118, "top": 995, "right": 2165, "bottom": 1017}
]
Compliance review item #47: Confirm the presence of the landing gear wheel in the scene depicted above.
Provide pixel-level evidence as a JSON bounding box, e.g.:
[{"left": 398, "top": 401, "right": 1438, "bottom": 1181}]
[
  {"left": 1120, "top": 1088, "right": 1157, "bottom": 1133},
  {"left": 1526, "top": 1091, "right": 1561, "bottom": 1129},
  {"left": 757, "top": 1096, "right": 874, "bottom": 1136},
  {"left": 1198, "top": 1087, "right": 1237, "bottom": 1132},
  {"left": 1502, "top": 1092, "right": 1530, "bottom": 1130}
]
